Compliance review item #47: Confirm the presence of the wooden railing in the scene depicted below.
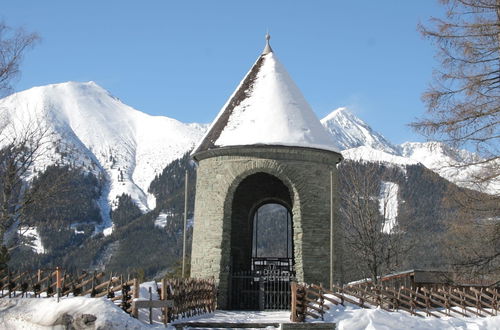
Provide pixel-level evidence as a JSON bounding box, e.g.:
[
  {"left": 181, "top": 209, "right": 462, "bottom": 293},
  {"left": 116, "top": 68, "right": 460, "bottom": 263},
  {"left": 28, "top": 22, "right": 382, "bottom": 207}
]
[
  {"left": 160, "top": 278, "right": 217, "bottom": 323},
  {"left": 291, "top": 282, "right": 499, "bottom": 321},
  {"left": 0, "top": 268, "right": 217, "bottom": 325},
  {"left": 0, "top": 268, "right": 136, "bottom": 312}
]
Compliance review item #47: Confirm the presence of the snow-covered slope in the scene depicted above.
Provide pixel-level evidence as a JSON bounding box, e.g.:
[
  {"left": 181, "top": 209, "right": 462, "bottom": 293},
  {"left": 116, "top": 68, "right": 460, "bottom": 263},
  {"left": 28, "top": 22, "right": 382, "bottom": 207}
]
[
  {"left": 320, "top": 107, "right": 498, "bottom": 195},
  {"left": 379, "top": 182, "right": 399, "bottom": 234},
  {"left": 0, "top": 81, "right": 206, "bottom": 230},
  {"left": 341, "top": 146, "right": 417, "bottom": 167},
  {"left": 321, "top": 107, "right": 398, "bottom": 154},
  {"left": 401, "top": 141, "right": 499, "bottom": 194}
]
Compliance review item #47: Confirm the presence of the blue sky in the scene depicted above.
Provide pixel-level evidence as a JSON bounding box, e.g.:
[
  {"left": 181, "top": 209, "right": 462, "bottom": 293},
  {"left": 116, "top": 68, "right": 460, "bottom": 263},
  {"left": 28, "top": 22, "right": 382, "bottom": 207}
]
[{"left": 2, "top": 1, "right": 444, "bottom": 144}]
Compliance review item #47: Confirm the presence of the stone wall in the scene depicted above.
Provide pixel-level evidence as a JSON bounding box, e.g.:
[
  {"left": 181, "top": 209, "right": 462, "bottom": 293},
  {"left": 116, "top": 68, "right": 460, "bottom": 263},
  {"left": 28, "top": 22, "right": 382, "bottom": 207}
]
[{"left": 190, "top": 145, "right": 343, "bottom": 308}]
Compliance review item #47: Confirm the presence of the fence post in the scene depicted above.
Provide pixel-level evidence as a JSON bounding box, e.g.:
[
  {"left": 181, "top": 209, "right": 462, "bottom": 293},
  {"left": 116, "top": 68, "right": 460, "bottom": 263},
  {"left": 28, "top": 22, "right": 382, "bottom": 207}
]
[
  {"left": 423, "top": 288, "right": 430, "bottom": 316},
  {"left": 148, "top": 287, "right": 153, "bottom": 325},
  {"left": 319, "top": 283, "right": 325, "bottom": 321},
  {"left": 132, "top": 278, "right": 139, "bottom": 318},
  {"left": 290, "top": 282, "right": 298, "bottom": 322},
  {"left": 56, "top": 267, "right": 62, "bottom": 303},
  {"left": 161, "top": 278, "right": 169, "bottom": 325},
  {"left": 90, "top": 273, "right": 96, "bottom": 297},
  {"left": 492, "top": 288, "right": 498, "bottom": 315},
  {"left": 8, "top": 271, "right": 11, "bottom": 298}
]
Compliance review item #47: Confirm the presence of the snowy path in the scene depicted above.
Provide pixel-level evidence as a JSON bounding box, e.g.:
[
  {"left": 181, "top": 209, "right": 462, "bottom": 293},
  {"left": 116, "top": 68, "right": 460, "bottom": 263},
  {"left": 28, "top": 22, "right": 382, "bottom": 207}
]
[{"left": 169, "top": 310, "right": 290, "bottom": 328}]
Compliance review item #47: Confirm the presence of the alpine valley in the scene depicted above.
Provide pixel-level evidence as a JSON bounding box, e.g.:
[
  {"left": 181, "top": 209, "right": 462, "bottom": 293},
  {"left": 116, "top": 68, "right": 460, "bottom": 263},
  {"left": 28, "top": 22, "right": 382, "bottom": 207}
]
[{"left": 0, "top": 81, "right": 492, "bottom": 279}]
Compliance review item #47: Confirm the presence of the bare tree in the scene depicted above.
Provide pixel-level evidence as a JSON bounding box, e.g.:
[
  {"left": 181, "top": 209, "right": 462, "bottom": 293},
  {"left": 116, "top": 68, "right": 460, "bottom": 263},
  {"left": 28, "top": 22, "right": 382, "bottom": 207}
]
[
  {"left": 441, "top": 204, "right": 499, "bottom": 284},
  {"left": 0, "top": 122, "right": 51, "bottom": 242},
  {"left": 338, "top": 161, "right": 408, "bottom": 284},
  {"left": 440, "top": 185, "right": 500, "bottom": 281},
  {"left": 414, "top": 0, "right": 499, "bottom": 191},
  {"left": 0, "top": 22, "right": 39, "bottom": 96},
  {"left": 415, "top": 0, "right": 500, "bottom": 276},
  {"left": 0, "top": 21, "right": 39, "bottom": 267}
]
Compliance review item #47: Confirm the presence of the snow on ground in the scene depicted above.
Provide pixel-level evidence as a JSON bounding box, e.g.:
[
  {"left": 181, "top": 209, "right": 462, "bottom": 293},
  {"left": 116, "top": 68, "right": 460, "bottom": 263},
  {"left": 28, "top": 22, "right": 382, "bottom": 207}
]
[
  {"left": 316, "top": 296, "right": 500, "bottom": 330},
  {"left": 154, "top": 212, "right": 171, "bottom": 228},
  {"left": 169, "top": 310, "right": 290, "bottom": 328},
  {"left": 69, "top": 222, "right": 90, "bottom": 235},
  {"left": 19, "top": 227, "right": 44, "bottom": 254},
  {"left": 102, "top": 226, "right": 114, "bottom": 236},
  {"left": 0, "top": 296, "right": 154, "bottom": 329},
  {"left": 155, "top": 213, "right": 193, "bottom": 229},
  {"left": 1, "top": 291, "right": 499, "bottom": 329},
  {"left": 379, "top": 182, "right": 399, "bottom": 234}
]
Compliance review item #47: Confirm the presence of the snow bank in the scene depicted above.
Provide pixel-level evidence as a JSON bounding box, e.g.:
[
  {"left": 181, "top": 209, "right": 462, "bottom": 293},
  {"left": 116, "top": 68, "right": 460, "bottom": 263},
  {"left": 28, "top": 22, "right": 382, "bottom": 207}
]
[
  {"left": 1, "top": 293, "right": 499, "bottom": 329},
  {"left": 0, "top": 296, "right": 154, "bottom": 329},
  {"left": 316, "top": 301, "right": 500, "bottom": 330}
]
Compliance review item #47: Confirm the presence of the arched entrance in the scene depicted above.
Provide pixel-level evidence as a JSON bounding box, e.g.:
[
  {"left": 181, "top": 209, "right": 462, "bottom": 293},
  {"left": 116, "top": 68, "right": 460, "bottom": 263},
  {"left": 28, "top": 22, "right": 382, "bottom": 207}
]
[
  {"left": 251, "top": 203, "right": 293, "bottom": 273},
  {"left": 228, "top": 172, "right": 295, "bottom": 310}
]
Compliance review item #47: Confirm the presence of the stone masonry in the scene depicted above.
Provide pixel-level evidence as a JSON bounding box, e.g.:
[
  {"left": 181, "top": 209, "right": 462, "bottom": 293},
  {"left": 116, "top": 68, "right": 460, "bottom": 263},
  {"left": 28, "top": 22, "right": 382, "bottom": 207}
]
[{"left": 190, "top": 145, "right": 343, "bottom": 309}]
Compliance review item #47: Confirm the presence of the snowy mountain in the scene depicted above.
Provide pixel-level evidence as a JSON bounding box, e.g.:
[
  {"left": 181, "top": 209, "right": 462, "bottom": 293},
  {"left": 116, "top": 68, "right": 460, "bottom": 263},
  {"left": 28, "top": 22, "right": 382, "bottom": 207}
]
[
  {"left": 0, "top": 82, "right": 495, "bottom": 238},
  {"left": 320, "top": 107, "right": 498, "bottom": 195},
  {"left": 0, "top": 81, "right": 206, "bottom": 231},
  {"left": 401, "top": 141, "right": 498, "bottom": 194},
  {"left": 321, "top": 107, "right": 399, "bottom": 154}
]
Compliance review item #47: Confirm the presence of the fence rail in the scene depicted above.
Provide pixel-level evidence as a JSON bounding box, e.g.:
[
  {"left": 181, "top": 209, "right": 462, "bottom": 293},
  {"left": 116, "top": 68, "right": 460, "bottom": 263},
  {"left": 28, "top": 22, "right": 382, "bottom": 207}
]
[{"left": 291, "top": 282, "right": 500, "bottom": 322}]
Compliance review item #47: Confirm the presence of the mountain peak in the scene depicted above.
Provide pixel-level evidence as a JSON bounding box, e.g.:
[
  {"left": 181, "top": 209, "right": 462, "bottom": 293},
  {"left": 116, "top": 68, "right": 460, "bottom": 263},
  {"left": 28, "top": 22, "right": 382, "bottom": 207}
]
[
  {"left": 321, "top": 107, "right": 399, "bottom": 154},
  {"left": 30, "top": 80, "right": 101, "bottom": 90},
  {"left": 321, "top": 106, "right": 349, "bottom": 122}
]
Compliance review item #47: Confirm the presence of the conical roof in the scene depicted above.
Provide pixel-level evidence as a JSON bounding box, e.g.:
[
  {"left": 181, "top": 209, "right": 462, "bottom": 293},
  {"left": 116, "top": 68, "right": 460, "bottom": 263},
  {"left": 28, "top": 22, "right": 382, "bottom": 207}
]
[{"left": 192, "top": 36, "right": 338, "bottom": 155}]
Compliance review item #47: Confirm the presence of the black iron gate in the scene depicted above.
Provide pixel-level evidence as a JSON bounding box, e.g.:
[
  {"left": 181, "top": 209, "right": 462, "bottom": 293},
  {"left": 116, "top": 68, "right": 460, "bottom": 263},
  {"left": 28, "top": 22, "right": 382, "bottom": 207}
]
[{"left": 229, "top": 259, "right": 295, "bottom": 310}]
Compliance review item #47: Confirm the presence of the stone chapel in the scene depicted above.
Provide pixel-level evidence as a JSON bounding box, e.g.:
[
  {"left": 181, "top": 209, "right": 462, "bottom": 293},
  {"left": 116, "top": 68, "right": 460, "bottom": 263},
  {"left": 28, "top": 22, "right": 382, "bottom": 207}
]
[{"left": 190, "top": 35, "right": 343, "bottom": 309}]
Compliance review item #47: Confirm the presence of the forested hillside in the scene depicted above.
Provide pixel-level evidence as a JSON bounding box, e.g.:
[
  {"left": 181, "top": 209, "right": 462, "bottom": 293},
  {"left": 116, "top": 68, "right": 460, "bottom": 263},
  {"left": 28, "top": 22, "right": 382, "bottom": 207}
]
[
  {"left": 6, "top": 153, "right": 196, "bottom": 279},
  {"left": 7, "top": 151, "right": 492, "bottom": 282}
]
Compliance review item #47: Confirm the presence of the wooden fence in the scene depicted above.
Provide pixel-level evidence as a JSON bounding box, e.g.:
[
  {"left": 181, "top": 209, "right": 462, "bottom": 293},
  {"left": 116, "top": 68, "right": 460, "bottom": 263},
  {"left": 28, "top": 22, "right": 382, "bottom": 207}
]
[
  {"left": 291, "top": 282, "right": 499, "bottom": 321},
  {"left": 0, "top": 268, "right": 217, "bottom": 325},
  {"left": 0, "top": 268, "right": 136, "bottom": 312},
  {"left": 157, "top": 278, "right": 217, "bottom": 324}
]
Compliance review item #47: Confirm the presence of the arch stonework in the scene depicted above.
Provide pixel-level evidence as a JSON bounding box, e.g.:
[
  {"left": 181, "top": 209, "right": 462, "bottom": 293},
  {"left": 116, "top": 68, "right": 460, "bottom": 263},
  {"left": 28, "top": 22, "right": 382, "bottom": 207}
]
[{"left": 190, "top": 145, "right": 343, "bottom": 308}]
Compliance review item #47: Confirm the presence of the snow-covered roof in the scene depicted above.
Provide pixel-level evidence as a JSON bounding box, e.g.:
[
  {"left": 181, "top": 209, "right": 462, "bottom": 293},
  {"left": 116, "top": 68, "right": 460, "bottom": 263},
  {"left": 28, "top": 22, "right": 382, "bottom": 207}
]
[{"left": 192, "top": 36, "right": 339, "bottom": 155}]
